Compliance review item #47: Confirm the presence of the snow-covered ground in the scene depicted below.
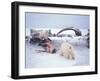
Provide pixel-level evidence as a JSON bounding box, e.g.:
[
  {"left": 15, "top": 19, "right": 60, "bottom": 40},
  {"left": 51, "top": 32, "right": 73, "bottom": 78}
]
[{"left": 25, "top": 36, "right": 89, "bottom": 68}]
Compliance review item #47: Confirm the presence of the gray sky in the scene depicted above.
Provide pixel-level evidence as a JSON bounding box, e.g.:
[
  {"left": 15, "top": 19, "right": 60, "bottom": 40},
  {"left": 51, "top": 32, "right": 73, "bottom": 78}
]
[{"left": 25, "top": 12, "right": 89, "bottom": 29}]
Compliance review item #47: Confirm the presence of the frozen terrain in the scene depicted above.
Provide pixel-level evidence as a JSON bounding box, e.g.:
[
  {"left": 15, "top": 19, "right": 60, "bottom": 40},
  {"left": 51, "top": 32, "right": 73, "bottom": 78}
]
[{"left": 25, "top": 36, "right": 89, "bottom": 68}]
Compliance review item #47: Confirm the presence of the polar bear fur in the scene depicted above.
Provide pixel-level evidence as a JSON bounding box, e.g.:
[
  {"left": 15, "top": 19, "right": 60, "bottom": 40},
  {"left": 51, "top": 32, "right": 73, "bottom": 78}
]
[{"left": 59, "top": 42, "right": 75, "bottom": 60}]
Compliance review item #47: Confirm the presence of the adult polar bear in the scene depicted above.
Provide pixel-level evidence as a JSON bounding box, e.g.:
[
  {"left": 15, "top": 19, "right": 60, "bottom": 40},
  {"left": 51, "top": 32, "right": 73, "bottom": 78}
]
[{"left": 59, "top": 42, "right": 75, "bottom": 60}]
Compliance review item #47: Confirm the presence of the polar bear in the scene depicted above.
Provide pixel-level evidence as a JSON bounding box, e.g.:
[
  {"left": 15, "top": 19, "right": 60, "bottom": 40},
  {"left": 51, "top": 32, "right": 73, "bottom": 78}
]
[{"left": 59, "top": 42, "right": 75, "bottom": 60}]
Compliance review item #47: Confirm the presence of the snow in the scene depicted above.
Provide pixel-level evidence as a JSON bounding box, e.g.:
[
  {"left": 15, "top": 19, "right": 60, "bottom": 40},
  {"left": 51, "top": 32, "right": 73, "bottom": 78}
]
[
  {"left": 25, "top": 36, "right": 89, "bottom": 68},
  {"left": 25, "top": 42, "right": 75, "bottom": 68},
  {"left": 25, "top": 28, "right": 89, "bottom": 68}
]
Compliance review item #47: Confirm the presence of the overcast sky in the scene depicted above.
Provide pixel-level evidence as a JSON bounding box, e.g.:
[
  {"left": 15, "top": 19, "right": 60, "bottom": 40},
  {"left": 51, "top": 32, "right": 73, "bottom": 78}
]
[{"left": 25, "top": 12, "right": 89, "bottom": 29}]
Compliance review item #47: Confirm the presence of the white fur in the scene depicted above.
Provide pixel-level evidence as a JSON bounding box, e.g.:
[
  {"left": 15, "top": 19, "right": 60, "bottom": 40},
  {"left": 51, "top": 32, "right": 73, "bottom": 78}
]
[{"left": 59, "top": 42, "right": 75, "bottom": 60}]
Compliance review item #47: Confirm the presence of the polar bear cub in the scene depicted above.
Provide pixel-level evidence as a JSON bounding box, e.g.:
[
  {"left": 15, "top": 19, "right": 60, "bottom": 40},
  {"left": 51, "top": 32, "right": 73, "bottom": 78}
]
[{"left": 59, "top": 42, "right": 75, "bottom": 60}]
